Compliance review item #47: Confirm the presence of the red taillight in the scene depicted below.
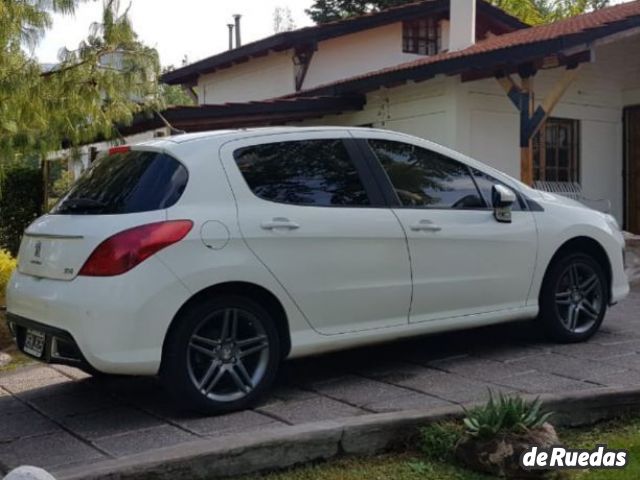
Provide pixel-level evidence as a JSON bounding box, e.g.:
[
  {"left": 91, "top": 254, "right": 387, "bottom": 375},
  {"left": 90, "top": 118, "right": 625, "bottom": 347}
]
[
  {"left": 79, "top": 220, "right": 193, "bottom": 277},
  {"left": 108, "top": 145, "right": 131, "bottom": 156}
]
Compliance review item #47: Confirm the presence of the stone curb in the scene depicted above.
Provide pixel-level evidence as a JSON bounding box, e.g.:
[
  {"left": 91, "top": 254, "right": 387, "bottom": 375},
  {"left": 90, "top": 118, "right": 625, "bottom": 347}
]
[{"left": 56, "top": 387, "right": 640, "bottom": 480}]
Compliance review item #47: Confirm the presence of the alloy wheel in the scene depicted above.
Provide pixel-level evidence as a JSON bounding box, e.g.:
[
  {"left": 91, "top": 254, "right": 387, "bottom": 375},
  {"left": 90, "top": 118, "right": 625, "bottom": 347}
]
[
  {"left": 554, "top": 261, "right": 604, "bottom": 334},
  {"left": 187, "top": 307, "right": 270, "bottom": 402}
]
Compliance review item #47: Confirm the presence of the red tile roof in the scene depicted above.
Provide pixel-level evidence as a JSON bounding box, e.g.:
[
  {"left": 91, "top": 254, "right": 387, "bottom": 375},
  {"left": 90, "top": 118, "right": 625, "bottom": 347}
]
[{"left": 295, "top": 0, "right": 640, "bottom": 96}]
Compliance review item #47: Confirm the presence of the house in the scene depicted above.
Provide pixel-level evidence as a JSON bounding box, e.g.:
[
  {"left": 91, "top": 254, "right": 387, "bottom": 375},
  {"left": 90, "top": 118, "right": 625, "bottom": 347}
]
[{"left": 128, "top": 0, "right": 640, "bottom": 232}]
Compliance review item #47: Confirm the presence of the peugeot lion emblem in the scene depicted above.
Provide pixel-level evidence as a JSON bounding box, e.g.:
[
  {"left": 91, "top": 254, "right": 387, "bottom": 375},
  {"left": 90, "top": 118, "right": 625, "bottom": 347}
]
[{"left": 34, "top": 241, "right": 42, "bottom": 258}]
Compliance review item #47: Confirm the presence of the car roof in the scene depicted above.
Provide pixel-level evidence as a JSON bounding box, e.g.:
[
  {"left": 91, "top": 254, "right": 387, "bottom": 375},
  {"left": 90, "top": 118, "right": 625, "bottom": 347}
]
[{"left": 134, "top": 126, "right": 396, "bottom": 149}]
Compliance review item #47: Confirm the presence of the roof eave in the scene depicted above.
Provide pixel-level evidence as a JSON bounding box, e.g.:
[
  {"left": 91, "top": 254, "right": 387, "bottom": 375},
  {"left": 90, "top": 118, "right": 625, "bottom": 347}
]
[{"left": 118, "top": 95, "right": 367, "bottom": 136}]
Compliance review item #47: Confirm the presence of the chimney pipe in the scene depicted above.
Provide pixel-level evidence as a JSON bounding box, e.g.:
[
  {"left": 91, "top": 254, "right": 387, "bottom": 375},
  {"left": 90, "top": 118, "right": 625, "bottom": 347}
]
[
  {"left": 449, "top": 0, "right": 476, "bottom": 52},
  {"left": 233, "top": 14, "right": 242, "bottom": 48},
  {"left": 227, "top": 23, "right": 235, "bottom": 50}
]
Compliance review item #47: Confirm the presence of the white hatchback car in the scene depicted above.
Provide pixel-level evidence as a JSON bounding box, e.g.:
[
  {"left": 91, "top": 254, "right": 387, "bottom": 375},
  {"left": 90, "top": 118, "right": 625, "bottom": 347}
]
[{"left": 7, "top": 127, "right": 629, "bottom": 413}]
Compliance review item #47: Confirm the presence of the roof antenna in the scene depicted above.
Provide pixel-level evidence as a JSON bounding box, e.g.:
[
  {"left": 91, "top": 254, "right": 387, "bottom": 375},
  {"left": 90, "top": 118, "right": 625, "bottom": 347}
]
[{"left": 154, "top": 109, "right": 186, "bottom": 135}]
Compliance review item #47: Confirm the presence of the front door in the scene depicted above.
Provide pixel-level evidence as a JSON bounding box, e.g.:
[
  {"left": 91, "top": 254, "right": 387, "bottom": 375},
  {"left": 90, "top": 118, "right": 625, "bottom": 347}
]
[
  {"left": 626, "top": 107, "right": 640, "bottom": 234},
  {"left": 358, "top": 133, "right": 538, "bottom": 323},
  {"left": 220, "top": 131, "right": 412, "bottom": 335}
]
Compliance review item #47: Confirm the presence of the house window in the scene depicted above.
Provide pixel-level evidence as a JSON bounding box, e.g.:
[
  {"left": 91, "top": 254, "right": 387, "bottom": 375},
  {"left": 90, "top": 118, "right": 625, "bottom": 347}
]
[
  {"left": 403, "top": 17, "right": 441, "bottom": 56},
  {"left": 533, "top": 118, "right": 580, "bottom": 183}
]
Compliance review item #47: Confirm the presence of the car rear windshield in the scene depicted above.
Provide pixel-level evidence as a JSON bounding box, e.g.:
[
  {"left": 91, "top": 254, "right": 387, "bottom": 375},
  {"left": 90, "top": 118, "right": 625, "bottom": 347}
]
[{"left": 51, "top": 150, "right": 188, "bottom": 215}]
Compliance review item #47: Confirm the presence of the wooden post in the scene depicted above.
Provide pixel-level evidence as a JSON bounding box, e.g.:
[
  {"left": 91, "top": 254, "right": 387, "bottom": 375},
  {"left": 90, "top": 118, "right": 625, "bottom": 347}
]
[
  {"left": 496, "top": 64, "right": 582, "bottom": 187},
  {"left": 520, "top": 75, "right": 534, "bottom": 186}
]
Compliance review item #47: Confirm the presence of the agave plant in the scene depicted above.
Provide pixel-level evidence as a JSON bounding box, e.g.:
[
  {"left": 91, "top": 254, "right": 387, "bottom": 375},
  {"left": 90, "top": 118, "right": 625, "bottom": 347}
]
[{"left": 463, "top": 392, "right": 553, "bottom": 439}]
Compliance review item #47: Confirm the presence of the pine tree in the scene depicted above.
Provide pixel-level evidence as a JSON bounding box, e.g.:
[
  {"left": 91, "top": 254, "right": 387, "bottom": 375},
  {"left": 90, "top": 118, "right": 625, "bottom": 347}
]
[{"left": 0, "top": 0, "right": 161, "bottom": 163}]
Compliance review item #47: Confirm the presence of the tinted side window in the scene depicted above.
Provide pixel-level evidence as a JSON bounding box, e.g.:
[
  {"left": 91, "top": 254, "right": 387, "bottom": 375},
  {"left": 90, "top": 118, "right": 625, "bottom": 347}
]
[
  {"left": 234, "top": 140, "right": 370, "bottom": 207},
  {"left": 369, "top": 140, "right": 485, "bottom": 209},
  {"left": 52, "top": 151, "right": 188, "bottom": 215},
  {"left": 471, "top": 169, "right": 523, "bottom": 211}
]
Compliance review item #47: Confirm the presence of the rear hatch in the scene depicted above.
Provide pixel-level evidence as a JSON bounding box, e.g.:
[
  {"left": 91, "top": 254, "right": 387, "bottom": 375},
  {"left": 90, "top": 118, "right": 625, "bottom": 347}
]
[{"left": 18, "top": 148, "right": 188, "bottom": 281}]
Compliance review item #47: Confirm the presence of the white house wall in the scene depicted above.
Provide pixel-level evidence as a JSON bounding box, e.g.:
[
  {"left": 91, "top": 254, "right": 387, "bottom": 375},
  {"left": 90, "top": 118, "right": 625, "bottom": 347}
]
[
  {"left": 624, "top": 88, "right": 640, "bottom": 106},
  {"left": 297, "top": 77, "right": 457, "bottom": 148},
  {"left": 304, "top": 23, "right": 422, "bottom": 90},
  {"left": 198, "top": 50, "right": 295, "bottom": 104},
  {"left": 197, "top": 22, "right": 426, "bottom": 102}
]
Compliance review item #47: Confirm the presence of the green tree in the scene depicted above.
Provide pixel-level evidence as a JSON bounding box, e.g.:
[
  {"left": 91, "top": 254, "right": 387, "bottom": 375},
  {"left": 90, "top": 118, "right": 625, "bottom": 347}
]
[
  {"left": 489, "top": 0, "right": 611, "bottom": 24},
  {"left": 0, "top": 0, "right": 161, "bottom": 163},
  {"left": 160, "top": 64, "right": 195, "bottom": 107},
  {"left": 306, "top": 0, "right": 611, "bottom": 25},
  {"left": 306, "top": 0, "right": 409, "bottom": 24}
]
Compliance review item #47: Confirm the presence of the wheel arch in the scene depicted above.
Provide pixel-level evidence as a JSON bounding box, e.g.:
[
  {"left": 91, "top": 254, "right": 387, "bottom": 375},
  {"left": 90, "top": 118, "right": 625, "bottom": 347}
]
[
  {"left": 161, "top": 281, "right": 292, "bottom": 368},
  {"left": 541, "top": 236, "right": 613, "bottom": 302}
]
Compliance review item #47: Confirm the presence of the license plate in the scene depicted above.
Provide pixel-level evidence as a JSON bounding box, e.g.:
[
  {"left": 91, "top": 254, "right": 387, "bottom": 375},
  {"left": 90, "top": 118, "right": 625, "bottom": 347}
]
[{"left": 23, "top": 329, "right": 46, "bottom": 358}]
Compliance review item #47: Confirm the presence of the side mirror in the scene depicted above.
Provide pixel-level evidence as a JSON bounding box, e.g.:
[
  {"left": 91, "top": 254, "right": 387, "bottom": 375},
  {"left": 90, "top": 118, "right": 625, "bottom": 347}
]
[{"left": 492, "top": 185, "right": 516, "bottom": 223}]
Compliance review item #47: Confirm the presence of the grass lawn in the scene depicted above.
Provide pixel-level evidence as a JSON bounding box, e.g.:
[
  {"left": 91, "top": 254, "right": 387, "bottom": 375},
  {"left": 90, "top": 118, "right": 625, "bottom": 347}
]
[
  {"left": 564, "top": 417, "right": 640, "bottom": 480},
  {"left": 242, "top": 453, "right": 491, "bottom": 480},
  {"left": 242, "top": 416, "right": 640, "bottom": 480}
]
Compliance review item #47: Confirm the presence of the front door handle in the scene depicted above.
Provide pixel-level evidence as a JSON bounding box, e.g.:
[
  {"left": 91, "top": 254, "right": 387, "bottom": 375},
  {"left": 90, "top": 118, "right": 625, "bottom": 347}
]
[
  {"left": 410, "top": 220, "right": 442, "bottom": 232},
  {"left": 261, "top": 218, "right": 300, "bottom": 231}
]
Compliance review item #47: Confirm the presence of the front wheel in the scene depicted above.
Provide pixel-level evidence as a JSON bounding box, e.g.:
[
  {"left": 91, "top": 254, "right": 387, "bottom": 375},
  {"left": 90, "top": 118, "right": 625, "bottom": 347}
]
[
  {"left": 161, "top": 295, "right": 281, "bottom": 414},
  {"left": 540, "top": 253, "right": 608, "bottom": 343}
]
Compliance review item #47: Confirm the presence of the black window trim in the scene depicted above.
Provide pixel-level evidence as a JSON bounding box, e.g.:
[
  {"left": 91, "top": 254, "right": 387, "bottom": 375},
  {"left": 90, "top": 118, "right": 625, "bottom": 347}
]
[
  {"left": 231, "top": 137, "right": 387, "bottom": 209},
  {"left": 356, "top": 138, "right": 531, "bottom": 212}
]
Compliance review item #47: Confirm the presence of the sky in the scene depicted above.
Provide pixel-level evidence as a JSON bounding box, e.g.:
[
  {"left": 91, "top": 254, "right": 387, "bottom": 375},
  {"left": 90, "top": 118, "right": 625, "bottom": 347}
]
[
  {"left": 35, "top": 0, "right": 315, "bottom": 67},
  {"left": 34, "top": 0, "right": 630, "bottom": 68}
]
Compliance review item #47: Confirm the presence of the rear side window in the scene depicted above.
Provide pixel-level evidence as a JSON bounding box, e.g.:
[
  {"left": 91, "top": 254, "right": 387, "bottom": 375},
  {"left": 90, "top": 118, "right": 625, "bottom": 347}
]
[
  {"left": 234, "top": 139, "right": 370, "bottom": 207},
  {"left": 369, "top": 140, "right": 485, "bottom": 209},
  {"left": 52, "top": 151, "right": 188, "bottom": 215}
]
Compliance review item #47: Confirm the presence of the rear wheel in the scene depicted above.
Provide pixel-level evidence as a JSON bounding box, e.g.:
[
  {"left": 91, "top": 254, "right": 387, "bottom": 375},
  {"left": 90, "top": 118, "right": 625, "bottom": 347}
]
[
  {"left": 540, "top": 253, "right": 608, "bottom": 343},
  {"left": 162, "top": 295, "right": 280, "bottom": 414}
]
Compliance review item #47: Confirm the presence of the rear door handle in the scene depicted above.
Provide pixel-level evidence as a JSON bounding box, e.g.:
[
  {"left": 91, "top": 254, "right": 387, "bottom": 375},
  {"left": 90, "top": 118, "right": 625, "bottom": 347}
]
[
  {"left": 410, "top": 220, "right": 442, "bottom": 232},
  {"left": 261, "top": 218, "right": 300, "bottom": 231}
]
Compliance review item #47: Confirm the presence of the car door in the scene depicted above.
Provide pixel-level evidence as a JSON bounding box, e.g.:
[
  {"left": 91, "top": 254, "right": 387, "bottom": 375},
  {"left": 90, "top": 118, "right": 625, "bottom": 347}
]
[
  {"left": 219, "top": 131, "right": 412, "bottom": 335},
  {"left": 355, "top": 132, "right": 538, "bottom": 324}
]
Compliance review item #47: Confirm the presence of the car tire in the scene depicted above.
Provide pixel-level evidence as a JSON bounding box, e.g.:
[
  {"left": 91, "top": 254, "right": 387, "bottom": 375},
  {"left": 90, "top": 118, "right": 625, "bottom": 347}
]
[
  {"left": 540, "top": 253, "right": 608, "bottom": 343},
  {"left": 161, "top": 295, "right": 281, "bottom": 414}
]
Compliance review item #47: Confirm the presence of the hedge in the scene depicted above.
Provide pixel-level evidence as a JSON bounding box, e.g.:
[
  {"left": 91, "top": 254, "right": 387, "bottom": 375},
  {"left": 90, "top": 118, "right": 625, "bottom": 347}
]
[{"left": 0, "top": 165, "right": 44, "bottom": 256}]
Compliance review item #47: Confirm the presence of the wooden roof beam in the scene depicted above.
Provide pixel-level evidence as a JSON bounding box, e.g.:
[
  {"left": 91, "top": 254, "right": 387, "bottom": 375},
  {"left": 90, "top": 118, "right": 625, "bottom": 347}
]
[{"left": 495, "top": 59, "right": 584, "bottom": 186}]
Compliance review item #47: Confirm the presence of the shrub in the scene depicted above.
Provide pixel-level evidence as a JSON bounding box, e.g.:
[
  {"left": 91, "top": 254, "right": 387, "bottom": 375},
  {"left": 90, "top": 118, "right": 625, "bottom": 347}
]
[
  {"left": 0, "top": 249, "right": 17, "bottom": 304},
  {"left": 463, "top": 392, "right": 553, "bottom": 439},
  {"left": 0, "top": 165, "right": 44, "bottom": 255},
  {"left": 419, "top": 421, "right": 464, "bottom": 462}
]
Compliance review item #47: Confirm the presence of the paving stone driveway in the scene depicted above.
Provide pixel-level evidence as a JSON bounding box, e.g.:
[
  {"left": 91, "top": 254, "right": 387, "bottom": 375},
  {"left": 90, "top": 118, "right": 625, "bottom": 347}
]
[{"left": 1, "top": 288, "right": 640, "bottom": 474}]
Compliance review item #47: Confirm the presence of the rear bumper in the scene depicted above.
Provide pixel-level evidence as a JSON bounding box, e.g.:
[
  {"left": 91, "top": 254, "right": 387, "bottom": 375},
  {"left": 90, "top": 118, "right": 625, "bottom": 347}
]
[
  {"left": 6, "top": 313, "right": 97, "bottom": 373},
  {"left": 6, "top": 256, "right": 192, "bottom": 375}
]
